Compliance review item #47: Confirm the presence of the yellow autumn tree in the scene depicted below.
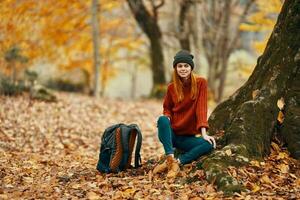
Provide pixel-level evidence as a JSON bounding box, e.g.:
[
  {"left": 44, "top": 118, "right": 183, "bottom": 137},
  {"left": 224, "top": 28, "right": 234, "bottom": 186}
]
[
  {"left": 0, "top": 0, "right": 147, "bottom": 93},
  {"left": 240, "top": 0, "right": 283, "bottom": 54},
  {"left": 0, "top": 0, "right": 41, "bottom": 81}
]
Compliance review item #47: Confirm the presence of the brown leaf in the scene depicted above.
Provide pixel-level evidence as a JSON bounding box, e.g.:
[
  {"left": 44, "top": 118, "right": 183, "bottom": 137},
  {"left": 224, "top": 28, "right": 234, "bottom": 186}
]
[
  {"left": 252, "top": 89, "right": 261, "bottom": 99},
  {"left": 87, "top": 191, "right": 99, "bottom": 200},
  {"left": 205, "top": 184, "right": 216, "bottom": 193}
]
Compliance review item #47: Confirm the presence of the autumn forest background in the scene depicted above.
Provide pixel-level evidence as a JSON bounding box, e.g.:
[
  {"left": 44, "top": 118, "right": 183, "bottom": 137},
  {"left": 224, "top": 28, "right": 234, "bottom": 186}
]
[{"left": 1, "top": 0, "right": 300, "bottom": 199}]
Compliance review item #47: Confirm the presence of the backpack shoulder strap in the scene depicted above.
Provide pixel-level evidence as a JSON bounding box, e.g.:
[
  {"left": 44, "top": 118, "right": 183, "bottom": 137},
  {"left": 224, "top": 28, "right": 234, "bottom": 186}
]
[
  {"left": 119, "top": 124, "right": 132, "bottom": 168},
  {"left": 129, "top": 124, "right": 142, "bottom": 168}
]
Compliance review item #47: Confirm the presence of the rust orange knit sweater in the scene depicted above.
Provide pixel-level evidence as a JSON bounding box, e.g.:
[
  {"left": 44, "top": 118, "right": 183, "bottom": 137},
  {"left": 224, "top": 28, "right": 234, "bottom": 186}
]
[{"left": 163, "top": 77, "right": 209, "bottom": 135}]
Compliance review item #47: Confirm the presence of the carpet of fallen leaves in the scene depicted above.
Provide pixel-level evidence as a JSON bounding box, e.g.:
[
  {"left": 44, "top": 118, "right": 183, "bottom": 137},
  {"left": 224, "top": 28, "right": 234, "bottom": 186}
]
[{"left": 0, "top": 92, "right": 300, "bottom": 200}]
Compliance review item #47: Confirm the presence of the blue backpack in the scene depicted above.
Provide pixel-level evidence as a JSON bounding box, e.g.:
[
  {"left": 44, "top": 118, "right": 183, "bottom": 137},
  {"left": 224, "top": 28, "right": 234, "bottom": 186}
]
[{"left": 96, "top": 123, "right": 142, "bottom": 173}]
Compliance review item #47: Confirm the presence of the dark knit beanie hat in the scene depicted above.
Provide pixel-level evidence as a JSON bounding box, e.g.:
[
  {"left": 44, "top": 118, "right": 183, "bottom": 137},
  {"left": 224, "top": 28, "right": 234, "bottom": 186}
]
[{"left": 173, "top": 50, "right": 194, "bottom": 70}]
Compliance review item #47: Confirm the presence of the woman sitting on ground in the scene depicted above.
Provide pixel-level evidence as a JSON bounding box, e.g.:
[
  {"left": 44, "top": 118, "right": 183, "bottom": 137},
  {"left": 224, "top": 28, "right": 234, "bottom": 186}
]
[{"left": 153, "top": 50, "right": 216, "bottom": 179}]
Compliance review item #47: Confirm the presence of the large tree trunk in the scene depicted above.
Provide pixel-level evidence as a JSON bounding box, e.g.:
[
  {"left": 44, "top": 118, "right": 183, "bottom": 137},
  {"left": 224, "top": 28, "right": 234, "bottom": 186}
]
[
  {"left": 127, "top": 0, "right": 166, "bottom": 97},
  {"left": 202, "top": 0, "right": 300, "bottom": 193}
]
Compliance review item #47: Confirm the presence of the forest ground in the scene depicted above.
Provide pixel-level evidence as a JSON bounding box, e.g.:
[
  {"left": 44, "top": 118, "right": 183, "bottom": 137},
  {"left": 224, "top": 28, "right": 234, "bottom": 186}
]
[{"left": 0, "top": 92, "right": 299, "bottom": 199}]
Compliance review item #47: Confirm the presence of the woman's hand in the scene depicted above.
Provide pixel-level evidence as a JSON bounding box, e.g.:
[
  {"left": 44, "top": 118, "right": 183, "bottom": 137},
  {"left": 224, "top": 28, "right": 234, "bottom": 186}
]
[
  {"left": 203, "top": 134, "right": 216, "bottom": 148},
  {"left": 201, "top": 127, "right": 216, "bottom": 148}
]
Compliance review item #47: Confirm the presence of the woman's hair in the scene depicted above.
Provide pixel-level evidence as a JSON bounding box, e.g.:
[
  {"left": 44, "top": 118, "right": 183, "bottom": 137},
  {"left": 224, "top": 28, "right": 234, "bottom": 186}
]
[{"left": 172, "top": 68, "right": 198, "bottom": 103}]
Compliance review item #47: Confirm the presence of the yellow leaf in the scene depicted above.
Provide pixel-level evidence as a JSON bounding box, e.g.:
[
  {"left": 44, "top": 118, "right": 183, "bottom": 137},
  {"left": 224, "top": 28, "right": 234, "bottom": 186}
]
[
  {"left": 260, "top": 175, "right": 272, "bottom": 184},
  {"left": 271, "top": 142, "right": 280, "bottom": 152},
  {"left": 250, "top": 160, "right": 260, "bottom": 167},
  {"left": 277, "top": 152, "right": 288, "bottom": 160},
  {"left": 260, "top": 175, "right": 278, "bottom": 188},
  {"left": 122, "top": 188, "right": 136, "bottom": 198},
  {"left": 225, "top": 149, "right": 232, "bottom": 156},
  {"left": 251, "top": 183, "right": 260, "bottom": 193},
  {"left": 278, "top": 163, "right": 289, "bottom": 173}
]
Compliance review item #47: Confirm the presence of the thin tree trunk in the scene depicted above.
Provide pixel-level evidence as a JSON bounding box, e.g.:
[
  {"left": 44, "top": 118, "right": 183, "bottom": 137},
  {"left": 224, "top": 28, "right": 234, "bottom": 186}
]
[
  {"left": 91, "top": 0, "right": 101, "bottom": 98},
  {"left": 216, "top": 0, "right": 231, "bottom": 102},
  {"left": 130, "top": 64, "right": 138, "bottom": 99},
  {"left": 11, "top": 62, "right": 16, "bottom": 84},
  {"left": 178, "top": 0, "right": 193, "bottom": 51}
]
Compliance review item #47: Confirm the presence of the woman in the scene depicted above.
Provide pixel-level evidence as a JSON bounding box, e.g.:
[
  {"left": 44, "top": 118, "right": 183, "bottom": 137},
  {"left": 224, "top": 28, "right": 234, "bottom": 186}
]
[{"left": 153, "top": 50, "right": 216, "bottom": 179}]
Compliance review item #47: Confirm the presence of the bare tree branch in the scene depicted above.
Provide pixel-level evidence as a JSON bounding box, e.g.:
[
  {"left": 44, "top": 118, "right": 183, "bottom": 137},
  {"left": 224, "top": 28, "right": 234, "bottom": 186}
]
[{"left": 149, "top": 0, "right": 165, "bottom": 21}]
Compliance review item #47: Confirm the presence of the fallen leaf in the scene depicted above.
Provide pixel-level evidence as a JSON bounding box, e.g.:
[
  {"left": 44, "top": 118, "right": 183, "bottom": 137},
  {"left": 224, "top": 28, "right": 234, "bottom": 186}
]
[
  {"left": 277, "top": 97, "right": 285, "bottom": 110},
  {"left": 278, "top": 163, "right": 289, "bottom": 173},
  {"left": 251, "top": 183, "right": 260, "bottom": 193},
  {"left": 271, "top": 142, "right": 280, "bottom": 152},
  {"left": 205, "top": 184, "right": 215, "bottom": 193},
  {"left": 260, "top": 175, "right": 278, "bottom": 188},
  {"left": 277, "top": 111, "right": 284, "bottom": 124},
  {"left": 250, "top": 160, "right": 260, "bottom": 167},
  {"left": 277, "top": 152, "right": 288, "bottom": 160},
  {"left": 178, "top": 193, "right": 189, "bottom": 200},
  {"left": 148, "top": 170, "right": 153, "bottom": 182},
  {"left": 122, "top": 188, "right": 136, "bottom": 198},
  {"left": 87, "top": 191, "right": 99, "bottom": 200},
  {"left": 295, "top": 179, "right": 300, "bottom": 187},
  {"left": 225, "top": 149, "right": 232, "bottom": 156}
]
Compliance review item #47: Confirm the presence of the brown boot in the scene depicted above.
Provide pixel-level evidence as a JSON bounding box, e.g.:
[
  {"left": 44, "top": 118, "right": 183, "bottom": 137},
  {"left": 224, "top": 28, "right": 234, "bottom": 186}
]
[
  {"left": 166, "top": 156, "right": 180, "bottom": 179},
  {"left": 153, "top": 159, "right": 168, "bottom": 174}
]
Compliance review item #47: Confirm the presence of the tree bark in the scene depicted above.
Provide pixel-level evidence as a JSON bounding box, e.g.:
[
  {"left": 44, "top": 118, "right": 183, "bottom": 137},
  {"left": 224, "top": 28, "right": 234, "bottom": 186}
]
[
  {"left": 127, "top": 0, "right": 166, "bottom": 97},
  {"left": 91, "top": 0, "right": 101, "bottom": 98},
  {"left": 201, "top": 0, "right": 300, "bottom": 193}
]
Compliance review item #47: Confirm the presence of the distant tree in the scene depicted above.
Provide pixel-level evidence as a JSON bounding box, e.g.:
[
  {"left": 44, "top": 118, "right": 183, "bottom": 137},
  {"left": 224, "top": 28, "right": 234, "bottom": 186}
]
[
  {"left": 127, "top": 0, "right": 166, "bottom": 97},
  {"left": 4, "top": 46, "right": 28, "bottom": 84},
  {"left": 199, "top": 0, "right": 255, "bottom": 102},
  {"left": 0, "top": 0, "right": 144, "bottom": 96},
  {"left": 240, "top": 0, "right": 283, "bottom": 54},
  {"left": 91, "top": 0, "right": 101, "bottom": 97}
]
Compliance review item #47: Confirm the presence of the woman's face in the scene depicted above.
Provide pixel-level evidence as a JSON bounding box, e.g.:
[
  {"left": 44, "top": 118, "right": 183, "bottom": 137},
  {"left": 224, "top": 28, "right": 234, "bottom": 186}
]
[{"left": 175, "top": 63, "right": 192, "bottom": 79}]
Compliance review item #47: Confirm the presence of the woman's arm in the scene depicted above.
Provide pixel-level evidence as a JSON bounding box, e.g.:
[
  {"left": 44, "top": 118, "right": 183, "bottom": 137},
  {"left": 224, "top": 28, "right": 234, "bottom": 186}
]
[
  {"left": 196, "top": 79, "right": 209, "bottom": 130},
  {"left": 163, "top": 86, "right": 174, "bottom": 120}
]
